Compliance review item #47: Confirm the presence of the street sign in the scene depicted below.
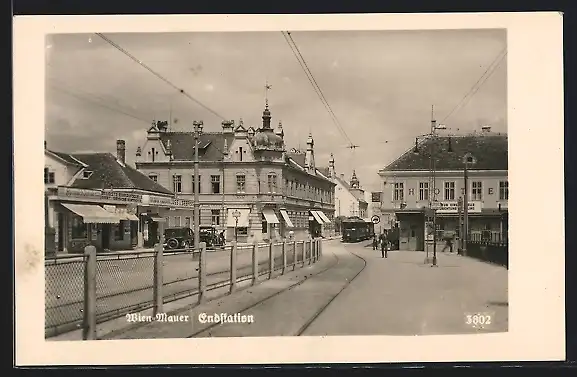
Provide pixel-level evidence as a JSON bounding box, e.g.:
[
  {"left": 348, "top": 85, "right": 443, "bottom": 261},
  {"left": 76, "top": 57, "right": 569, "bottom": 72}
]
[{"left": 371, "top": 215, "right": 380, "bottom": 224}]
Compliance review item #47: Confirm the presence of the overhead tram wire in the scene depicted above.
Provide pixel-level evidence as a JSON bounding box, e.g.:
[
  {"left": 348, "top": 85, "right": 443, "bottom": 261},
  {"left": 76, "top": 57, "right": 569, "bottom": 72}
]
[
  {"left": 440, "top": 47, "right": 508, "bottom": 125},
  {"left": 47, "top": 81, "right": 152, "bottom": 125},
  {"left": 95, "top": 33, "right": 227, "bottom": 121},
  {"left": 281, "top": 31, "right": 355, "bottom": 149}
]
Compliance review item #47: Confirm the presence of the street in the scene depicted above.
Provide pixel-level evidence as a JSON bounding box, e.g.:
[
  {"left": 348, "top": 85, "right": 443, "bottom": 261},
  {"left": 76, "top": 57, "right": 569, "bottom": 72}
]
[{"left": 105, "top": 240, "right": 508, "bottom": 339}]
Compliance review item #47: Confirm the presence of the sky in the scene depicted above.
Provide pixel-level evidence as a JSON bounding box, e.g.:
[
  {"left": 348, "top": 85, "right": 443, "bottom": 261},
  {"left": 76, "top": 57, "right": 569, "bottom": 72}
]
[{"left": 45, "top": 29, "right": 507, "bottom": 191}]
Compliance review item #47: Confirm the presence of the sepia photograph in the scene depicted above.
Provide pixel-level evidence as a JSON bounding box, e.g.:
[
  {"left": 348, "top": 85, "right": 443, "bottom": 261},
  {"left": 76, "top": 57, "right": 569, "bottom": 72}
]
[{"left": 14, "top": 13, "right": 565, "bottom": 365}]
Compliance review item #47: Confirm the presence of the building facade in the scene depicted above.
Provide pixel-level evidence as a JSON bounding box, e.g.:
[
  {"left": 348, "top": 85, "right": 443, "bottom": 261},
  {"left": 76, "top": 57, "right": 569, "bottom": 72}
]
[
  {"left": 378, "top": 131, "right": 508, "bottom": 251},
  {"left": 45, "top": 141, "right": 190, "bottom": 254},
  {"left": 134, "top": 102, "right": 336, "bottom": 243},
  {"left": 324, "top": 154, "right": 368, "bottom": 219}
]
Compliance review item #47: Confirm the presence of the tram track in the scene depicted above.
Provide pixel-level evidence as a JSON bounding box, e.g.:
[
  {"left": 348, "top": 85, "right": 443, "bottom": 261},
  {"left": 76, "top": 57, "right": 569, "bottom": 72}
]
[
  {"left": 294, "top": 248, "right": 367, "bottom": 336},
  {"left": 187, "top": 245, "right": 368, "bottom": 338}
]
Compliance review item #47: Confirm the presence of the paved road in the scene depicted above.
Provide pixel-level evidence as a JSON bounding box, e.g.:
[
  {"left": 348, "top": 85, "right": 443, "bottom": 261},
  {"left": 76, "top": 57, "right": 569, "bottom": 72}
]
[
  {"left": 45, "top": 241, "right": 314, "bottom": 335},
  {"left": 301, "top": 243, "right": 508, "bottom": 336}
]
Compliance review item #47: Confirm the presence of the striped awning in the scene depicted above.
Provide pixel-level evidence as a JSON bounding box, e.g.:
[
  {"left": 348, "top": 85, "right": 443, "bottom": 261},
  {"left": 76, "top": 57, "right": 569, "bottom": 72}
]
[
  {"left": 262, "top": 209, "right": 280, "bottom": 224},
  {"left": 61, "top": 203, "right": 120, "bottom": 224},
  {"left": 316, "top": 211, "right": 331, "bottom": 224},
  {"left": 310, "top": 210, "right": 324, "bottom": 225},
  {"left": 279, "top": 209, "right": 294, "bottom": 228},
  {"left": 118, "top": 212, "right": 139, "bottom": 221}
]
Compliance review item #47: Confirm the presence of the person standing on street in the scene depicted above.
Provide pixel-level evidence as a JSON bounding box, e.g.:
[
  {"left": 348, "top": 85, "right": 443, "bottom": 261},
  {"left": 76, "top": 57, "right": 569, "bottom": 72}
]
[
  {"left": 380, "top": 232, "right": 388, "bottom": 258},
  {"left": 372, "top": 234, "right": 378, "bottom": 250}
]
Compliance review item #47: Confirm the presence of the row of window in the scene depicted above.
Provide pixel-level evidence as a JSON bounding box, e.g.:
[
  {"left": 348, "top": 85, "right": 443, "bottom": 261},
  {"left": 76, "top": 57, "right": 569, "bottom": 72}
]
[
  {"left": 157, "top": 173, "right": 333, "bottom": 203},
  {"left": 166, "top": 210, "right": 222, "bottom": 228},
  {"left": 392, "top": 180, "right": 509, "bottom": 202},
  {"left": 284, "top": 179, "right": 333, "bottom": 203},
  {"left": 70, "top": 217, "right": 126, "bottom": 240}
]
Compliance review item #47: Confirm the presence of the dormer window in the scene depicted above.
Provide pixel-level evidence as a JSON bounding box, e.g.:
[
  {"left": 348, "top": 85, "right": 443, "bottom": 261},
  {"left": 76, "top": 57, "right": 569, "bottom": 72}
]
[{"left": 82, "top": 170, "right": 93, "bottom": 179}]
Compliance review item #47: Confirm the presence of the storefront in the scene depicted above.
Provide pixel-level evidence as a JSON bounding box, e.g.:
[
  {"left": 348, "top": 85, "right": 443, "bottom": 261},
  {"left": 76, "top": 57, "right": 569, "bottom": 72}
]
[{"left": 57, "top": 202, "right": 131, "bottom": 253}]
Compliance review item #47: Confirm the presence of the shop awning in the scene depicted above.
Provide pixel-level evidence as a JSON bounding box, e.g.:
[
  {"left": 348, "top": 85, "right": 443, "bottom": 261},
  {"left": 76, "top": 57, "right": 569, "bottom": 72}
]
[
  {"left": 61, "top": 203, "right": 120, "bottom": 224},
  {"left": 316, "top": 211, "right": 331, "bottom": 224},
  {"left": 142, "top": 214, "right": 166, "bottom": 222},
  {"left": 279, "top": 209, "right": 294, "bottom": 228},
  {"left": 118, "top": 212, "right": 139, "bottom": 221},
  {"left": 310, "top": 210, "right": 324, "bottom": 225},
  {"left": 227, "top": 208, "right": 250, "bottom": 227},
  {"left": 262, "top": 209, "right": 280, "bottom": 224}
]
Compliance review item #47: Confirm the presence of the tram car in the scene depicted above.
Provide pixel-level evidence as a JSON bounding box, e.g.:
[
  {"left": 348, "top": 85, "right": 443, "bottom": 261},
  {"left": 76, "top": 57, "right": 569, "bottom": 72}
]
[{"left": 341, "top": 216, "right": 374, "bottom": 243}]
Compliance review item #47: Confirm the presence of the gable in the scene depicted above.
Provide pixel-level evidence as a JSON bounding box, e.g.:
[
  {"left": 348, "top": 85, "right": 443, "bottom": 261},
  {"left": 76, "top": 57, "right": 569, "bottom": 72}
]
[
  {"left": 140, "top": 138, "right": 170, "bottom": 163},
  {"left": 229, "top": 137, "right": 254, "bottom": 162}
]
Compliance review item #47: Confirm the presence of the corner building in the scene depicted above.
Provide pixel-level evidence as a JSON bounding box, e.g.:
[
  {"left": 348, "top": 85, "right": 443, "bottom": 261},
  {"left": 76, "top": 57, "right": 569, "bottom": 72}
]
[
  {"left": 134, "top": 102, "right": 336, "bottom": 243},
  {"left": 378, "top": 131, "right": 509, "bottom": 251}
]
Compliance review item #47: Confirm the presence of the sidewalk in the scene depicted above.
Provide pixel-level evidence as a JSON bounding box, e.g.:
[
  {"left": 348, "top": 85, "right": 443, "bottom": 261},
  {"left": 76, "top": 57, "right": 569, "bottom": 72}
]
[{"left": 101, "top": 239, "right": 348, "bottom": 339}]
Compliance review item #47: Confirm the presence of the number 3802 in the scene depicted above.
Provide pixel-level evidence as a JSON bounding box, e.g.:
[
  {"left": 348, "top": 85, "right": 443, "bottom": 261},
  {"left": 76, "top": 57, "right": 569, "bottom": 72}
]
[{"left": 465, "top": 313, "right": 492, "bottom": 326}]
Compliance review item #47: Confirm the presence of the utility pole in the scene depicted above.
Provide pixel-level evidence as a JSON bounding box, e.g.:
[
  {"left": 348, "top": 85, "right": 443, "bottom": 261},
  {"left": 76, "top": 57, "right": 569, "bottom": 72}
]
[
  {"left": 431, "top": 105, "right": 438, "bottom": 267},
  {"left": 463, "top": 157, "right": 469, "bottom": 257},
  {"left": 193, "top": 121, "right": 203, "bottom": 253}
]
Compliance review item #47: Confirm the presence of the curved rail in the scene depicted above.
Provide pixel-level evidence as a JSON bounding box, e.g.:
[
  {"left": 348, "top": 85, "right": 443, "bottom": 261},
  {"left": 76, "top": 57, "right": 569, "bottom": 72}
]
[
  {"left": 186, "top": 245, "right": 368, "bottom": 338},
  {"left": 294, "top": 248, "right": 367, "bottom": 336},
  {"left": 186, "top": 251, "right": 342, "bottom": 338}
]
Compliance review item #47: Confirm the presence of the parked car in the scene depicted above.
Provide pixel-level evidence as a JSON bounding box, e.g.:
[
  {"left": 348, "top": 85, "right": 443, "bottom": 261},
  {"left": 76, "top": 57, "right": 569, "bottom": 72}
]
[
  {"left": 163, "top": 227, "right": 194, "bottom": 250},
  {"left": 199, "top": 226, "right": 224, "bottom": 248}
]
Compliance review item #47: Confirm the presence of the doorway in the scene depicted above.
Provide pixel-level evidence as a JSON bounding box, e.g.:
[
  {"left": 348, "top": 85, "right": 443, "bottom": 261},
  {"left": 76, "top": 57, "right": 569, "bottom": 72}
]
[{"left": 101, "top": 224, "right": 110, "bottom": 249}]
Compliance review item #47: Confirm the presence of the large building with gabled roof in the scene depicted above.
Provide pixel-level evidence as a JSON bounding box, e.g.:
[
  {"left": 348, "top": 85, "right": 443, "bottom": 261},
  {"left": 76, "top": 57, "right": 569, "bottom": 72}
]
[
  {"left": 378, "top": 128, "right": 509, "bottom": 251},
  {"left": 44, "top": 140, "right": 189, "bottom": 254},
  {"left": 134, "top": 101, "right": 336, "bottom": 243}
]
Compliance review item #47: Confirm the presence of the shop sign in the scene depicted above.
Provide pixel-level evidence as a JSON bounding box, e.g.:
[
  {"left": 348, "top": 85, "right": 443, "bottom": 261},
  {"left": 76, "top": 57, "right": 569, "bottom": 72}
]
[{"left": 434, "top": 201, "right": 482, "bottom": 213}]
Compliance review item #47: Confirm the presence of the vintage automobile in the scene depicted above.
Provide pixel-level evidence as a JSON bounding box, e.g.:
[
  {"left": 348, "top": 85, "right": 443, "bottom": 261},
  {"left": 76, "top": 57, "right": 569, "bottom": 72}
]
[
  {"left": 163, "top": 227, "right": 194, "bottom": 250},
  {"left": 199, "top": 226, "right": 225, "bottom": 248}
]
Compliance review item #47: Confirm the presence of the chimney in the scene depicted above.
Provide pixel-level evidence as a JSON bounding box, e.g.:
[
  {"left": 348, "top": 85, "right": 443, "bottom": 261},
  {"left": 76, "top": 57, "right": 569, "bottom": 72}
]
[
  {"left": 44, "top": 141, "right": 47, "bottom": 149},
  {"left": 340, "top": 173, "right": 345, "bottom": 180},
  {"left": 116, "top": 140, "right": 126, "bottom": 164}
]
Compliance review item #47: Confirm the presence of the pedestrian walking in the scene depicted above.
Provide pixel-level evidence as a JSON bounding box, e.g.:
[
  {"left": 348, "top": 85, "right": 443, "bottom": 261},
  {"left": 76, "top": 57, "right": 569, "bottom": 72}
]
[
  {"left": 441, "top": 231, "right": 454, "bottom": 253},
  {"left": 379, "top": 232, "right": 388, "bottom": 258},
  {"left": 372, "top": 234, "right": 378, "bottom": 250}
]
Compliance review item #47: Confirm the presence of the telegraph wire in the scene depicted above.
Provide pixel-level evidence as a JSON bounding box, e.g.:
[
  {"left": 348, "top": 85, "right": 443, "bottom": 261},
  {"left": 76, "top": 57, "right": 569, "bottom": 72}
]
[
  {"left": 47, "top": 80, "right": 153, "bottom": 124},
  {"left": 440, "top": 47, "right": 508, "bottom": 124},
  {"left": 282, "top": 31, "right": 355, "bottom": 149},
  {"left": 95, "top": 33, "right": 227, "bottom": 121},
  {"left": 451, "top": 51, "right": 507, "bottom": 118}
]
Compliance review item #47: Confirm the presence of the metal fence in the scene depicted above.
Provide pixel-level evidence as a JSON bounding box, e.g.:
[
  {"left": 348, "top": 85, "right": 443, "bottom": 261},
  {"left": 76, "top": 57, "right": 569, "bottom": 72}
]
[
  {"left": 464, "top": 240, "right": 508, "bottom": 269},
  {"left": 45, "top": 238, "right": 323, "bottom": 339}
]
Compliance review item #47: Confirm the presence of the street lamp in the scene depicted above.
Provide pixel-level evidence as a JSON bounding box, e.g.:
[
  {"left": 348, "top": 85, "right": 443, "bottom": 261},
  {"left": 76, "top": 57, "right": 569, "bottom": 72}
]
[{"left": 232, "top": 209, "right": 241, "bottom": 242}]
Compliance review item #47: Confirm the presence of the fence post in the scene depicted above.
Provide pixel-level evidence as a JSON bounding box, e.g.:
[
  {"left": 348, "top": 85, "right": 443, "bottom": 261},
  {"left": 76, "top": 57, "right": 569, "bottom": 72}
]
[
  {"left": 302, "top": 240, "right": 306, "bottom": 267},
  {"left": 153, "top": 242, "right": 164, "bottom": 316},
  {"left": 312, "top": 239, "right": 317, "bottom": 263},
  {"left": 308, "top": 239, "right": 313, "bottom": 265},
  {"left": 229, "top": 242, "right": 237, "bottom": 294},
  {"left": 252, "top": 240, "right": 259, "bottom": 286},
  {"left": 319, "top": 239, "right": 323, "bottom": 260},
  {"left": 282, "top": 239, "right": 287, "bottom": 274},
  {"left": 198, "top": 242, "right": 207, "bottom": 303},
  {"left": 82, "top": 245, "right": 97, "bottom": 341},
  {"left": 293, "top": 240, "right": 297, "bottom": 271},
  {"left": 268, "top": 241, "right": 274, "bottom": 279}
]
